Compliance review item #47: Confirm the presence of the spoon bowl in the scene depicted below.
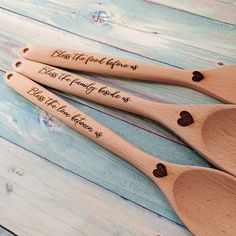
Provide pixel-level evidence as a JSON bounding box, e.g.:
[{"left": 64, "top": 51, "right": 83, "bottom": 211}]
[
  {"left": 4, "top": 71, "right": 236, "bottom": 236},
  {"left": 13, "top": 59, "right": 236, "bottom": 176},
  {"left": 172, "top": 168, "right": 236, "bottom": 236},
  {"left": 202, "top": 108, "right": 236, "bottom": 174}
]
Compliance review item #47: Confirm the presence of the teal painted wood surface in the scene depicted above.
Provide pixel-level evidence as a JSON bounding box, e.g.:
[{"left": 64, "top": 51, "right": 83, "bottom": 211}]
[
  {"left": 0, "top": 228, "right": 14, "bottom": 236},
  {"left": 0, "top": 137, "right": 191, "bottom": 236},
  {"left": 0, "top": 0, "right": 235, "bottom": 235}
]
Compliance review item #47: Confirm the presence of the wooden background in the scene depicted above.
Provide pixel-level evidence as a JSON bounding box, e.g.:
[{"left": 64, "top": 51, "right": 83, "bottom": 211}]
[{"left": 0, "top": 1, "right": 235, "bottom": 235}]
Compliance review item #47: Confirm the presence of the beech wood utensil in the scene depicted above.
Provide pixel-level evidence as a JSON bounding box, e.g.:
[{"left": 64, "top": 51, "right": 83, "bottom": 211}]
[
  {"left": 20, "top": 44, "right": 236, "bottom": 104},
  {"left": 13, "top": 59, "right": 236, "bottom": 176},
  {"left": 4, "top": 71, "right": 236, "bottom": 236}
]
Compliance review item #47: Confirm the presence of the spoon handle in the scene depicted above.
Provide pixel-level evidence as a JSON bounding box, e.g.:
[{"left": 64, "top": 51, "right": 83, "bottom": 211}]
[
  {"left": 13, "top": 59, "right": 179, "bottom": 126},
  {"left": 4, "top": 71, "right": 171, "bottom": 181},
  {"left": 20, "top": 45, "right": 193, "bottom": 85}
]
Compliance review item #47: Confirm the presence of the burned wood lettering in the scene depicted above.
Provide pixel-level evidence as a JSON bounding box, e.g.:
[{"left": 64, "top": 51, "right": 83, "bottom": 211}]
[
  {"left": 27, "top": 87, "right": 103, "bottom": 138},
  {"left": 38, "top": 66, "right": 131, "bottom": 103},
  {"left": 27, "top": 87, "right": 46, "bottom": 102},
  {"left": 50, "top": 49, "right": 139, "bottom": 71}
]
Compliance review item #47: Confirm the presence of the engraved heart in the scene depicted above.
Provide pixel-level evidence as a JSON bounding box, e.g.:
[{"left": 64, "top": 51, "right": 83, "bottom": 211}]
[
  {"left": 177, "top": 111, "right": 194, "bottom": 127},
  {"left": 153, "top": 163, "right": 167, "bottom": 178},
  {"left": 192, "top": 71, "right": 204, "bottom": 82}
]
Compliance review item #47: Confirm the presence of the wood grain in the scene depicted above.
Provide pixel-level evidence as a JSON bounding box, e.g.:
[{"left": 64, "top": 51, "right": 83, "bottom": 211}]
[
  {"left": 0, "top": 136, "right": 192, "bottom": 236},
  {"left": 148, "top": 0, "right": 236, "bottom": 25}
]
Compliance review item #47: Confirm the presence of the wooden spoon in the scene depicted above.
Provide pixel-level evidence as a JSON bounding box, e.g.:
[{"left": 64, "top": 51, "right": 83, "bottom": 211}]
[
  {"left": 19, "top": 44, "right": 236, "bottom": 104},
  {"left": 13, "top": 59, "right": 236, "bottom": 176},
  {"left": 4, "top": 71, "right": 236, "bottom": 236}
]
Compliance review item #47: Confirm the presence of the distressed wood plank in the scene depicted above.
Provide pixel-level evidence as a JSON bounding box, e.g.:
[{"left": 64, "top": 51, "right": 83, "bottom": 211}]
[
  {"left": 0, "top": 71, "right": 211, "bottom": 224},
  {"left": 1, "top": 0, "right": 236, "bottom": 67},
  {"left": 0, "top": 136, "right": 192, "bottom": 236},
  {"left": 148, "top": 0, "right": 236, "bottom": 25}
]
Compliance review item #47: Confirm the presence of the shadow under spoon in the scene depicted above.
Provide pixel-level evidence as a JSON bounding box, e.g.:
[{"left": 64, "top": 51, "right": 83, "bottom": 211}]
[
  {"left": 13, "top": 59, "right": 236, "bottom": 176},
  {"left": 4, "top": 71, "right": 236, "bottom": 236}
]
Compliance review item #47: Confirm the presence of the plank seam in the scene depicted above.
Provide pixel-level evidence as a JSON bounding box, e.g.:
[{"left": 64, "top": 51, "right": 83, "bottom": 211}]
[
  {"left": 0, "top": 225, "right": 18, "bottom": 236},
  {"left": 143, "top": 0, "right": 236, "bottom": 26},
  {"left": 110, "top": 20, "right": 236, "bottom": 60}
]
